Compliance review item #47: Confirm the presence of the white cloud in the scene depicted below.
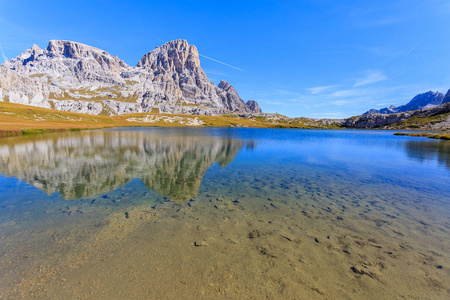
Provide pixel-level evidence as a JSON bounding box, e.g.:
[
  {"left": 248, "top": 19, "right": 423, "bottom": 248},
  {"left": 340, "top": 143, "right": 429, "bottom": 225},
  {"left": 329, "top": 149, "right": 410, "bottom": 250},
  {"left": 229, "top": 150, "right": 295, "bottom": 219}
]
[
  {"left": 354, "top": 70, "right": 387, "bottom": 87},
  {"left": 331, "top": 89, "right": 361, "bottom": 98},
  {"left": 358, "top": 17, "right": 405, "bottom": 28},
  {"left": 306, "top": 84, "right": 340, "bottom": 95},
  {"left": 330, "top": 100, "right": 351, "bottom": 106},
  {"left": 271, "top": 89, "right": 303, "bottom": 96}
]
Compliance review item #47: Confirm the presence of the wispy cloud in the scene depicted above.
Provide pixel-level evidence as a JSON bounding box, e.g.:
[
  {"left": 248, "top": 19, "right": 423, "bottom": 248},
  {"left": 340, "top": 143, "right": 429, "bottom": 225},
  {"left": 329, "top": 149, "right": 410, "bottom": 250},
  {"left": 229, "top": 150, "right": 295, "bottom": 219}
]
[
  {"left": 257, "top": 83, "right": 430, "bottom": 118},
  {"left": 198, "top": 54, "right": 243, "bottom": 71},
  {"left": 362, "top": 46, "right": 398, "bottom": 56},
  {"left": 358, "top": 17, "right": 405, "bottom": 28},
  {"left": 386, "top": 40, "right": 423, "bottom": 73},
  {"left": 346, "top": 5, "right": 407, "bottom": 29},
  {"left": 329, "top": 100, "right": 352, "bottom": 106},
  {"left": 331, "top": 89, "right": 361, "bottom": 98},
  {"left": 306, "top": 84, "right": 340, "bottom": 94},
  {"left": 354, "top": 70, "right": 387, "bottom": 87},
  {"left": 0, "top": 17, "right": 45, "bottom": 40},
  {"left": 0, "top": 44, "right": 8, "bottom": 62},
  {"left": 203, "top": 68, "right": 230, "bottom": 77},
  {"left": 272, "top": 89, "right": 302, "bottom": 96}
]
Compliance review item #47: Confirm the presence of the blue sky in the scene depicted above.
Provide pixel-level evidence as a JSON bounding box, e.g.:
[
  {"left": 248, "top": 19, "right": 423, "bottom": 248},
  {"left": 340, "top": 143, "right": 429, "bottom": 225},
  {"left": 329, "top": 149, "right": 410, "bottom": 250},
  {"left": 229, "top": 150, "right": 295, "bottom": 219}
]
[{"left": 1, "top": 0, "right": 449, "bottom": 118}]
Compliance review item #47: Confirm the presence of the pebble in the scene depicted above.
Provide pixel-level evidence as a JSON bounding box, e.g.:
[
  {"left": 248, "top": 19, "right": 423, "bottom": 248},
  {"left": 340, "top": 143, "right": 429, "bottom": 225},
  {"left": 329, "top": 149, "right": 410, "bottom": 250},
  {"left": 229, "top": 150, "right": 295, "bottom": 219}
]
[
  {"left": 350, "top": 264, "right": 380, "bottom": 279},
  {"left": 249, "top": 230, "right": 262, "bottom": 239},
  {"left": 194, "top": 241, "right": 208, "bottom": 247}
]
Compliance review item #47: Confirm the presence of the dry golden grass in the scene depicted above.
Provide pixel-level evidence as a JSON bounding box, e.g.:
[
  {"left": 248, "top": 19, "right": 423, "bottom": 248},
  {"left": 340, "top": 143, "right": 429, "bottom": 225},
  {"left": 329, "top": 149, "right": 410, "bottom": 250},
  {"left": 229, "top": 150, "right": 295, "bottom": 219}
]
[
  {"left": 394, "top": 132, "right": 450, "bottom": 140},
  {"left": 0, "top": 102, "right": 121, "bottom": 137},
  {"left": 0, "top": 102, "right": 262, "bottom": 137},
  {"left": 0, "top": 102, "right": 344, "bottom": 138}
]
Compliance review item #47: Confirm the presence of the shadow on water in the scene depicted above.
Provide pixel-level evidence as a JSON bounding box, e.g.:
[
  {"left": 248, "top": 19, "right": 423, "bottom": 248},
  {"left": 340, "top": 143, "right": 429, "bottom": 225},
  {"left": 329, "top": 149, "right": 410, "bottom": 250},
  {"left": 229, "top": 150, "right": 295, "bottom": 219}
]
[{"left": 0, "top": 128, "right": 254, "bottom": 202}]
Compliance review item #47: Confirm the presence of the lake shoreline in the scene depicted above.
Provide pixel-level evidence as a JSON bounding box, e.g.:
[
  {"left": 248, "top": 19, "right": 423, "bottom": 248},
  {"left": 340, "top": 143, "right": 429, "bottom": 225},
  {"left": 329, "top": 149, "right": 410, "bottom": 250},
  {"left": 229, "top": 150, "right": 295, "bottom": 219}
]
[{"left": 1, "top": 102, "right": 449, "bottom": 139}]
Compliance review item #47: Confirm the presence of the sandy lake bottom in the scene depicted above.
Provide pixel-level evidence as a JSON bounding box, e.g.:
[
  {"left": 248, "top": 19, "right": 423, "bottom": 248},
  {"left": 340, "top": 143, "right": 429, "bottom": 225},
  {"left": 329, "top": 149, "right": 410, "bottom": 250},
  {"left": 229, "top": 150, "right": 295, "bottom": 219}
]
[{"left": 0, "top": 128, "right": 449, "bottom": 299}]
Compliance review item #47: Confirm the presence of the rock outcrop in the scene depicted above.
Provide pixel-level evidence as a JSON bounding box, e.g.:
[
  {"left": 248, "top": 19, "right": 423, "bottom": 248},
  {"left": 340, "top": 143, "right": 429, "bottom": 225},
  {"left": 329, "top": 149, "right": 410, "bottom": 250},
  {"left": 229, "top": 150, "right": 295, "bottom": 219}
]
[
  {"left": 0, "top": 66, "right": 63, "bottom": 109},
  {"left": 364, "top": 91, "right": 444, "bottom": 114},
  {"left": 0, "top": 39, "right": 262, "bottom": 116},
  {"left": 245, "top": 100, "right": 262, "bottom": 113}
]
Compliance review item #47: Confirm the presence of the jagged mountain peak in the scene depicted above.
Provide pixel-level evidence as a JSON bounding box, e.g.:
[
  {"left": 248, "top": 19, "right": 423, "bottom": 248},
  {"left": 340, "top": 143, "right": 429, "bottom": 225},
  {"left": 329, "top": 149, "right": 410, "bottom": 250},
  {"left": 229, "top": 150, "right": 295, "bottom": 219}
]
[
  {"left": 218, "top": 80, "right": 241, "bottom": 99},
  {"left": 218, "top": 80, "right": 238, "bottom": 93},
  {"left": 3, "top": 40, "right": 129, "bottom": 88},
  {"left": 46, "top": 40, "right": 106, "bottom": 57},
  {"left": 160, "top": 39, "right": 190, "bottom": 50},
  {"left": 149, "top": 39, "right": 195, "bottom": 56},
  {"left": 45, "top": 40, "right": 129, "bottom": 68},
  {"left": 1, "top": 39, "right": 262, "bottom": 116},
  {"left": 245, "top": 100, "right": 262, "bottom": 113},
  {"left": 31, "top": 44, "right": 42, "bottom": 52},
  {"left": 409, "top": 91, "right": 442, "bottom": 104},
  {"left": 363, "top": 90, "right": 445, "bottom": 114},
  {"left": 443, "top": 89, "right": 450, "bottom": 104},
  {"left": 137, "top": 39, "right": 202, "bottom": 75}
]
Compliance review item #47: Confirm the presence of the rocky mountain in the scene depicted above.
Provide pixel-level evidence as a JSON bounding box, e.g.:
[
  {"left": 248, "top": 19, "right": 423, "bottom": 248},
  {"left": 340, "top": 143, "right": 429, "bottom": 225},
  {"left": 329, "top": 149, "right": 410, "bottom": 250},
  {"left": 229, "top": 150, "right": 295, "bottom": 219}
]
[
  {"left": 443, "top": 89, "right": 450, "bottom": 104},
  {"left": 0, "top": 65, "right": 62, "bottom": 109},
  {"left": 364, "top": 91, "right": 445, "bottom": 115},
  {"left": 0, "top": 40, "right": 261, "bottom": 116}
]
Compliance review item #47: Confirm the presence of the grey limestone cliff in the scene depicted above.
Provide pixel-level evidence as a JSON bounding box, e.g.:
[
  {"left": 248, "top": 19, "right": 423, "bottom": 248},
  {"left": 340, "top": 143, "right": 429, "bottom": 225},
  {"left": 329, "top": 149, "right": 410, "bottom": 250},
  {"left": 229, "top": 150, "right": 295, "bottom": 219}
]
[{"left": 0, "top": 39, "right": 262, "bottom": 116}]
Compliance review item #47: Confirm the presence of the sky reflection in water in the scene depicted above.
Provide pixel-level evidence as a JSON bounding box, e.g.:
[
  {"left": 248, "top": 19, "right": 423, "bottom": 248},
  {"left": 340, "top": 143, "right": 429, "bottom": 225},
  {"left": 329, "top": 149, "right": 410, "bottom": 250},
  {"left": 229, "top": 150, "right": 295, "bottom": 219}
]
[{"left": 0, "top": 128, "right": 448, "bottom": 204}]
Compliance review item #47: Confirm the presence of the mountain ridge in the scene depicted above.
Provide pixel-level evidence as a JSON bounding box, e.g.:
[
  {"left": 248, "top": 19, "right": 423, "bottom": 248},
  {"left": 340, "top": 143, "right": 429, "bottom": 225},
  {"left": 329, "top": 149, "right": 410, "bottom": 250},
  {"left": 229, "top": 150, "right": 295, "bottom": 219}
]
[
  {"left": 0, "top": 39, "right": 261, "bottom": 116},
  {"left": 363, "top": 91, "right": 445, "bottom": 115}
]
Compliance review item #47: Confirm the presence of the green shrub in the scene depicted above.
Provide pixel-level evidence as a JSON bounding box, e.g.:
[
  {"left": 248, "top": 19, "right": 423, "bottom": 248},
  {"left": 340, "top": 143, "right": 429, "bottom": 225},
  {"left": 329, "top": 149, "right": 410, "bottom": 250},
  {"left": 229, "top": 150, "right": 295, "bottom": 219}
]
[{"left": 21, "top": 129, "right": 46, "bottom": 135}]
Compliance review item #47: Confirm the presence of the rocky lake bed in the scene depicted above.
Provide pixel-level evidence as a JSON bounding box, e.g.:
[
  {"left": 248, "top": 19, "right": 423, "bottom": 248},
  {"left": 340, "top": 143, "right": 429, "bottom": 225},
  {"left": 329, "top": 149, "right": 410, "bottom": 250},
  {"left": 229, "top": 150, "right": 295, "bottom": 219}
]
[{"left": 0, "top": 127, "right": 449, "bottom": 299}]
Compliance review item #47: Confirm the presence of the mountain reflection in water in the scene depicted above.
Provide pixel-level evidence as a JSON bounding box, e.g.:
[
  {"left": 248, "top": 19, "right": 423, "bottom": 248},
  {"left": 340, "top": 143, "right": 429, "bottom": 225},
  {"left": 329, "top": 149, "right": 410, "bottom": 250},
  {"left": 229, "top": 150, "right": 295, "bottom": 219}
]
[
  {"left": 403, "top": 139, "right": 450, "bottom": 170},
  {"left": 0, "top": 129, "right": 252, "bottom": 201}
]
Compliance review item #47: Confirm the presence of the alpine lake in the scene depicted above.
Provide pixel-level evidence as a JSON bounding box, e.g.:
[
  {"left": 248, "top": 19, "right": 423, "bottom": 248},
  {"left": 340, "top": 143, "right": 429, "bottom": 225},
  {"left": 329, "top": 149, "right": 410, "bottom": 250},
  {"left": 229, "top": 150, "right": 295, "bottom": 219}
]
[{"left": 0, "top": 127, "right": 449, "bottom": 299}]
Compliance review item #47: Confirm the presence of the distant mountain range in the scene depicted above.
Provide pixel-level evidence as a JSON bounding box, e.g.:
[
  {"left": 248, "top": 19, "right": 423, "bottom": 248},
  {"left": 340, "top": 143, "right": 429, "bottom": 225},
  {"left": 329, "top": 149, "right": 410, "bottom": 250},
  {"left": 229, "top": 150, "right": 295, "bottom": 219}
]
[
  {"left": 0, "top": 39, "right": 261, "bottom": 116},
  {"left": 364, "top": 90, "right": 449, "bottom": 114}
]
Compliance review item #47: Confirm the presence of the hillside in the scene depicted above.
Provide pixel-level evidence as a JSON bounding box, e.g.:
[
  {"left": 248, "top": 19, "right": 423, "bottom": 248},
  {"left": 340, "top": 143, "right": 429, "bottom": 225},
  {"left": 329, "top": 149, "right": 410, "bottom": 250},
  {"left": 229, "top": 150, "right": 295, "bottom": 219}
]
[{"left": 344, "top": 102, "right": 450, "bottom": 130}]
